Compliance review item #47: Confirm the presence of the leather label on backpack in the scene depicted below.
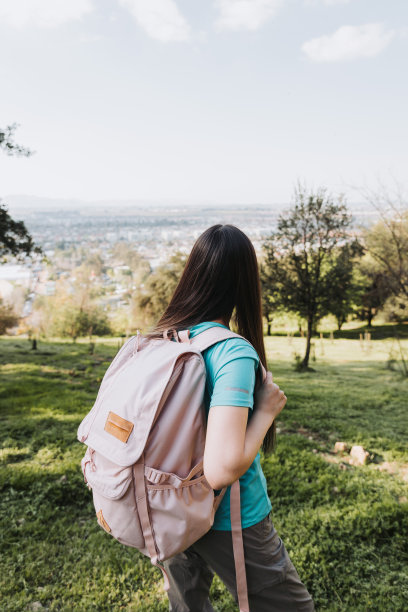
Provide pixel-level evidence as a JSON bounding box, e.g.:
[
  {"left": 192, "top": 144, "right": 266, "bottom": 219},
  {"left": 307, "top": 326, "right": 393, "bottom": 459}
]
[
  {"left": 96, "top": 509, "right": 111, "bottom": 533},
  {"left": 104, "top": 411, "right": 134, "bottom": 443}
]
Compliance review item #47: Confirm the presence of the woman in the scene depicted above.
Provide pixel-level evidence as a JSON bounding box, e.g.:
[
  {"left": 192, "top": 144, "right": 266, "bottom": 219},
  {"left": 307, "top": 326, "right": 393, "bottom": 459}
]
[{"left": 148, "top": 224, "right": 314, "bottom": 611}]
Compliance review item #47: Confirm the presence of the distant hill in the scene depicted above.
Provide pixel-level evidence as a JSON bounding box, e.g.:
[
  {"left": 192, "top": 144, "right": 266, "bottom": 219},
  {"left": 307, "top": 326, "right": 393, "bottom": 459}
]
[{"left": 3, "top": 194, "right": 378, "bottom": 218}]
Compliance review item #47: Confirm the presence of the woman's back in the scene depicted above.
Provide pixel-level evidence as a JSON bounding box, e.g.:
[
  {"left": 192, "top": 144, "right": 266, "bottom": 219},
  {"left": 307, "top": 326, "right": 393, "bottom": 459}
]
[{"left": 189, "top": 321, "right": 272, "bottom": 530}]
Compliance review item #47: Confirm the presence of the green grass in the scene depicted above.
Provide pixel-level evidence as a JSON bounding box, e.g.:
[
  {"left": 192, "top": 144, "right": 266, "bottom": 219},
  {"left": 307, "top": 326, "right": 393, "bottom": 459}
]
[{"left": 1, "top": 335, "right": 407, "bottom": 611}]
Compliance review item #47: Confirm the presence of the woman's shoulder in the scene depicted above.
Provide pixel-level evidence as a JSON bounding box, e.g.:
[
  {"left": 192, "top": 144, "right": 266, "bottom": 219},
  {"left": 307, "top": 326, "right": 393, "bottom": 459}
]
[
  {"left": 206, "top": 336, "right": 259, "bottom": 367},
  {"left": 188, "top": 322, "right": 259, "bottom": 368}
]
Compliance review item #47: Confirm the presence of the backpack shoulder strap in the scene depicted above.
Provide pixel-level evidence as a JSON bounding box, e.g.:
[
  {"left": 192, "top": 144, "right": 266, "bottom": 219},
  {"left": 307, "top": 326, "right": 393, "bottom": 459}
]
[
  {"left": 190, "top": 326, "right": 249, "bottom": 352},
  {"left": 189, "top": 327, "right": 267, "bottom": 381}
]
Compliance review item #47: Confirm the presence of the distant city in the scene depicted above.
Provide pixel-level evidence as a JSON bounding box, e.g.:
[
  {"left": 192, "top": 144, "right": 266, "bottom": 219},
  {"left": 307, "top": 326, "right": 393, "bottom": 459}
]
[{"left": 0, "top": 199, "right": 379, "bottom": 325}]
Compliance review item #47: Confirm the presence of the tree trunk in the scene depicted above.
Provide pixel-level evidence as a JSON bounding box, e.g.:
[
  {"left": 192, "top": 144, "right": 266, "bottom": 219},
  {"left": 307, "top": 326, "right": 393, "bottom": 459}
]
[
  {"left": 267, "top": 313, "right": 272, "bottom": 336},
  {"left": 302, "top": 315, "right": 313, "bottom": 369}
]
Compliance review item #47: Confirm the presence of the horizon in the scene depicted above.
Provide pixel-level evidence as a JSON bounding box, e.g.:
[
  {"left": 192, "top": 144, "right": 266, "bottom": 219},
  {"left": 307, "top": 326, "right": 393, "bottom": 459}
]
[{"left": 3, "top": 193, "right": 380, "bottom": 215}]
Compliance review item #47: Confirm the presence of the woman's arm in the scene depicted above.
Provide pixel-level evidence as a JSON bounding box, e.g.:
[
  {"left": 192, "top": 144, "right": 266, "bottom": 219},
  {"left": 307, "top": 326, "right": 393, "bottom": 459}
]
[{"left": 203, "top": 372, "right": 286, "bottom": 490}]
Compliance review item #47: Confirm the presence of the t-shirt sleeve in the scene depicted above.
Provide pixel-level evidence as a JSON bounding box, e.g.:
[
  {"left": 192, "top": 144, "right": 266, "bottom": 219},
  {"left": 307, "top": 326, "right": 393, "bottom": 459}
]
[{"left": 208, "top": 340, "right": 259, "bottom": 410}]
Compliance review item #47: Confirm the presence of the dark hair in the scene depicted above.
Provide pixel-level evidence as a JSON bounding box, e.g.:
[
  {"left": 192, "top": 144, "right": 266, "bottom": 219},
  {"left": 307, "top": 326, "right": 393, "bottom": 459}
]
[{"left": 148, "top": 224, "right": 275, "bottom": 453}]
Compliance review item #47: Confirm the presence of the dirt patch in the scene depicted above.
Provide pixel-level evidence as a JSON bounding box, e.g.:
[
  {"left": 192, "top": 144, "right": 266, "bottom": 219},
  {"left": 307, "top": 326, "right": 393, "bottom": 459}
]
[{"left": 375, "top": 461, "right": 408, "bottom": 482}]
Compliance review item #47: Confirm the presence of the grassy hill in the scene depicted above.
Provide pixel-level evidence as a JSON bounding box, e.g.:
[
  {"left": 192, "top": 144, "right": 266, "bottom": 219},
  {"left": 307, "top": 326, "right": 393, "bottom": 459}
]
[{"left": 0, "top": 334, "right": 407, "bottom": 611}]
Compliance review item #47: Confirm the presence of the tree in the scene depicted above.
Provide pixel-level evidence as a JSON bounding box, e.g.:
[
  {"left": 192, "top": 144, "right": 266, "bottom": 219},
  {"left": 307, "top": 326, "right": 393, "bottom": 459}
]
[
  {"left": 131, "top": 251, "right": 186, "bottom": 330},
  {"left": 111, "top": 243, "right": 151, "bottom": 285},
  {"left": 262, "top": 185, "right": 357, "bottom": 369},
  {"left": 362, "top": 183, "right": 408, "bottom": 299},
  {"left": 363, "top": 211, "right": 408, "bottom": 300},
  {"left": 1, "top": 123, "right": 40, "bottom": 262},
  {"left": 382, "top": 292, "right": 408, "bottom": 323},
  {"left": 0, "top": 123, "right": 33, "bottom": 157},
  {"left": 324, "top": 241, "right": 364, "bottom": 330},
  {"left": 49, "top": 300, "right": 111, "bottom": 342},
  {"left": 260, "top": 261, "right": 284, "bottom": 335},
  {"left": 0, "top": 202, "right": 42, "bottom": 261},
  {"left": 0, "top": 298, "right": 18, "bottom": 334},
  {"left": 356, "top": 256, "right": 392, "bottom": 327}
]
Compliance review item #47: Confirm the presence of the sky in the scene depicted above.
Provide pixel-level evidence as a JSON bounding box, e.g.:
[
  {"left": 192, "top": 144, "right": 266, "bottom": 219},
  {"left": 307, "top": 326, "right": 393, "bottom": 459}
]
[{"left": 0, "top": 0, "right": 407, "bottom": 206}]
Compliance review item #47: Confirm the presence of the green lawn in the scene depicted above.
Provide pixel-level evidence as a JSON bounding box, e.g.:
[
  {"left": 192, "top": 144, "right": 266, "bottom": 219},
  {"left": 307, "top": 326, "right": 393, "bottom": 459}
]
[{"left": 1, "top": 334, "right": 407, "bottom": 611}]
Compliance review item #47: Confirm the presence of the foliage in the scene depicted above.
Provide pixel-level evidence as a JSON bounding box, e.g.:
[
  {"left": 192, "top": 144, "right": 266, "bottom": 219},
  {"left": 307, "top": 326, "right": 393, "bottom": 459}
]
[
  {"left": 0, "top": 298, "right": 18, "bottom": 334},
  {"left": 31, "top": 276, "right": 111, "bottom": 341},
  {"left": 322, "top": 241, "right": 364, "bottom": 330},
  {"left": 362, "top": 186, "right": 408, "bottom": 300},
  {"left": 0, "top": 123, "right": 33, "bottom": 157},
  {"left": 111, "top": 243, "right": 151, "bottom": 286},
  {"left": 0, "top": 201, "right": 42, "bottom": 262},
  {"left": 259, "top": 261, "right": 284, "bottom": 336},
  {"left": 356, "top": 255, "right": 392, "bottom": 327},
  {"left": 131, "top": 251, "right": 187, "bottom": 330},
  {"left": 0, "top": 336, "right": 407, "bottom": 611},
  {"left": 0, "top": 124, "right": 39, "bottom": 262},
  {"left": 262, "top": 185, "right": 358, "bottom": 368},
  {"left": 51, "top": 303, "right": 112, "bottom": 341},
  {"left": 382, "top": 292, "right": 408, "bottom": 324}
]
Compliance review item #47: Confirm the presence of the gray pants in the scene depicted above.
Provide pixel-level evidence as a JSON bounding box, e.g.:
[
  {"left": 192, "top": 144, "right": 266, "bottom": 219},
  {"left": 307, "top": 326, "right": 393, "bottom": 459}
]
[{"left": 163, "top": 514, "right": 315, "bottom": 611}]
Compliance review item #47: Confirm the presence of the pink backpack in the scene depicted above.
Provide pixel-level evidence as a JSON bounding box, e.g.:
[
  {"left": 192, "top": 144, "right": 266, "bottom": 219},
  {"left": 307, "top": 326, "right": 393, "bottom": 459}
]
[{"left": 77, "top": 326, "right": 265, "bottom": 612}]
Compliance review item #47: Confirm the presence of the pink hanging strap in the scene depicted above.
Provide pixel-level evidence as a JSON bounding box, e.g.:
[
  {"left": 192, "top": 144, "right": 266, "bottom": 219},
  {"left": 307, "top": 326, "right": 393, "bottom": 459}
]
[
  {"left": 133, "top": 458, "right": 170, "bottom": 591},
  {"left": 230, "top": 480, "right": 250, "bottom": 612}
]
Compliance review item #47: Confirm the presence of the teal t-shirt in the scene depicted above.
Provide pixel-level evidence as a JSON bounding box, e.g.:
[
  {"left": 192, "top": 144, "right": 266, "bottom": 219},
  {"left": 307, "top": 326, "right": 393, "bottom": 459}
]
[{"left": 188, "top": 321, "right": 272, "bottom": 530}]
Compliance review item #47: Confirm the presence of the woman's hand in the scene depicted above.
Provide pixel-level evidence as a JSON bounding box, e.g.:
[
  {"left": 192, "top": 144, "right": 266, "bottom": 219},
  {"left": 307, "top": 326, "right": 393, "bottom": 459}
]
[{"left": 254, "top": 371, "right": 287, "bottom": 424}]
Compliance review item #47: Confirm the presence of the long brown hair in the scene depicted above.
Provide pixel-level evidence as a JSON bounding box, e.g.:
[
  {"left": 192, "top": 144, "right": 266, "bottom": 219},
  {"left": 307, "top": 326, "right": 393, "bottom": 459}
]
[{"left": 148, "top": 224, "right": 275, "bottom": 453}]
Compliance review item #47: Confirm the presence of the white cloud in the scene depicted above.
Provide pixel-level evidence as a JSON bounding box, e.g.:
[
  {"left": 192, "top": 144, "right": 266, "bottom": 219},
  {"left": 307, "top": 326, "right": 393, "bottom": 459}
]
[
  {"left": 215, "top": 0, "right": 283, "bottom": 32},
  {"left": 119, "top": 0, "right": 191, "bottom": 42},
  {"left": 302, "top": 23, "right": 395, "bottom": 62},
  {"left": 0, "top": 0, "right": 94, "bottom": 28}
]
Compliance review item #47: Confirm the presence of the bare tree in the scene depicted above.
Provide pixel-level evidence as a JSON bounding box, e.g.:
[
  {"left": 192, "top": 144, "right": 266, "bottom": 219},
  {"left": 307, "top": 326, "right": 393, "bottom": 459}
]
[{"left": 361, "top": 181, "right": 408, "bottom": 299}]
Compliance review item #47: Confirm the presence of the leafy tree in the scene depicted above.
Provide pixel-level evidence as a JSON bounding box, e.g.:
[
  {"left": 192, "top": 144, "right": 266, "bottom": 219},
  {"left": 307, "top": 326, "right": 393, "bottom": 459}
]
[
  {"left": 262, "top": 185, "right": 357, "bottom": 369},
  {"left": 51, "top": 302, "right": 111, "bottom": 342},
  {"left": 324, "top": 241, "right": 364, "bottom": 330},
  {"left": 260, "top": 261, "right": 284, "bottom": 335},
  {"left": 356, "top": 256, "right": 392, "bottom": 327},
  {"left": 0, "top": 202, "right": 42, "bottom": 261},
  {"left": 131, "top": 251, "right": 186, "bottom": 330},
  {"left": 0, "top": 298, "right": 18, "bottom": 334},
  {"left": 1, "top": 123, "right": 40, "bottom": 262},
  {"left": 31, "top": 270, "right": 111, "bottom": 341}
]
